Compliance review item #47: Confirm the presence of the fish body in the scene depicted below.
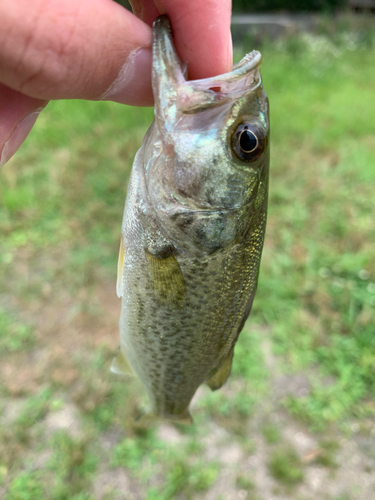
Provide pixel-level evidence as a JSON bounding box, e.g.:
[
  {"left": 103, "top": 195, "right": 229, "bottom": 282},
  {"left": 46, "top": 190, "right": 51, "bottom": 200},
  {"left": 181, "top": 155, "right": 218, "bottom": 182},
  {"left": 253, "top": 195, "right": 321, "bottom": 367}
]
[{"left": 114, "top": 16, "right": 270, "bottom": 422}]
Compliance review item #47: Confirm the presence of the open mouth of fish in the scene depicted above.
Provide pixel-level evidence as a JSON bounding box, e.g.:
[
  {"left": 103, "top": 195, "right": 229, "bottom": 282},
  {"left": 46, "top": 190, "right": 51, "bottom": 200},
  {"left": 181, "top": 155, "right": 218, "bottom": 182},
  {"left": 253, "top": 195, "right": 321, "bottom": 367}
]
[{"left": 153, "top": 16, "right": 263, "bottom": 115}]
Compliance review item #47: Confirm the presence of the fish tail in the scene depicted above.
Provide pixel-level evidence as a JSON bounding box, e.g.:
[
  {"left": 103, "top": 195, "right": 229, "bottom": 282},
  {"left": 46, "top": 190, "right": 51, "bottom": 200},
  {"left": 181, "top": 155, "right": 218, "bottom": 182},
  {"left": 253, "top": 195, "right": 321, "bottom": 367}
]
[{"left": 135, "top": 408, "right": 193, "bottom": 426}]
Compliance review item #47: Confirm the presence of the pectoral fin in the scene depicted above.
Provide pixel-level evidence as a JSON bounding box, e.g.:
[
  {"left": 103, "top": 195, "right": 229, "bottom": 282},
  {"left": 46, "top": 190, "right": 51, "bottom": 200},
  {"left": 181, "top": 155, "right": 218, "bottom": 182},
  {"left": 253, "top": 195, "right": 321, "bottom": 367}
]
[
  {"left": 145, "top": 250, "right": 185, "bottom": 307},
  {"left": 110, "top": 345, "right": 135, "bottom": 376},
  {"left": 206, "top": 350, "right": 234, "bottom": 391},
  {"left": 116, "top": 237, "right": 125, "bottom": 298}
]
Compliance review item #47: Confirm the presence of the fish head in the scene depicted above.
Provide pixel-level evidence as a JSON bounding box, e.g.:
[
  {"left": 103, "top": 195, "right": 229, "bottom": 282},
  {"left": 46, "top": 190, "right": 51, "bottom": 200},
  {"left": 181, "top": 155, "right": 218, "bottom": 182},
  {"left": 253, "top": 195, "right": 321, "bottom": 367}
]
[
  {"left": 143, "top": 16, "right": 269, "bottom": 255},
  {"left": 149, "top": 15, "right": 269, "bottom": 215}
]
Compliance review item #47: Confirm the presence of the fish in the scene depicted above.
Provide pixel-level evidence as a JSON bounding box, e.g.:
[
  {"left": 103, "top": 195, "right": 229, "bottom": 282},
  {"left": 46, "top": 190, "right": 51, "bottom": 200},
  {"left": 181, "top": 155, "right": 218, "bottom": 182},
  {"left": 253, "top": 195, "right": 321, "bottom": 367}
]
[{"left": 112, "top": 15, "right": 270, "bottom": 424}]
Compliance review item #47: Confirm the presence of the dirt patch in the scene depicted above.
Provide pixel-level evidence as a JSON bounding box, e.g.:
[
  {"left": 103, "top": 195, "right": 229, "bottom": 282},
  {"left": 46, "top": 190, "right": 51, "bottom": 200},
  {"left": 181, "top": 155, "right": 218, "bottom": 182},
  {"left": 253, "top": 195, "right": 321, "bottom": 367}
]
[
  {"left": 43, "top": 403, "right": 82, "bottom": 438},
  {"left": 1, "top": 362, "right": 41, "bottom": 396},
  {"left": 93, "top": 467, "right": 133, "bottom": 500}
]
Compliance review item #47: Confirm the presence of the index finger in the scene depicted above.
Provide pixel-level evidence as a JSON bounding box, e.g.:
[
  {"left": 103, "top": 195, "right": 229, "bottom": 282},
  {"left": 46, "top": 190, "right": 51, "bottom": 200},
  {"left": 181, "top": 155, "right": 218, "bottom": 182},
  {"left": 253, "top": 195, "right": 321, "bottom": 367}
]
[{"left": 130, "top": 0, "right": 232, "bottom": 80}]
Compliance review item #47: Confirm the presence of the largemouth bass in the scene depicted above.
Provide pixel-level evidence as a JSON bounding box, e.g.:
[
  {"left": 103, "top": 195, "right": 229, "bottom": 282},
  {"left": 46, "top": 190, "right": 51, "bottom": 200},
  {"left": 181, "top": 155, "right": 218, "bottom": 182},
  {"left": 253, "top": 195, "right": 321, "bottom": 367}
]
[{"left": 113, "top": 15, "right": 270, "bottom": 423}]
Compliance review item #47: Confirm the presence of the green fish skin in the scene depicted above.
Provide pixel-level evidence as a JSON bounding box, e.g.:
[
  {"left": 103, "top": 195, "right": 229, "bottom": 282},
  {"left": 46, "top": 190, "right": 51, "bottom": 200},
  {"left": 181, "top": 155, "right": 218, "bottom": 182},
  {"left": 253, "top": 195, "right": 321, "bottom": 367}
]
[{"left": 114, "top": 15, "right": 270, "bottom": 423}]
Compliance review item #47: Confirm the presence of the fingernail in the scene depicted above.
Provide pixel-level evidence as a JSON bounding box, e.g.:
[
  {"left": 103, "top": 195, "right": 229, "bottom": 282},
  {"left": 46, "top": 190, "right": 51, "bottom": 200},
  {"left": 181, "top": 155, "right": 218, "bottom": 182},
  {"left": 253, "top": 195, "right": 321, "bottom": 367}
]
[
  {"left": 100, "top": 47, "right": 153, "bottom": 107},
  {"left": 0, "top": 110, "right": 42, "bottom": 168}
]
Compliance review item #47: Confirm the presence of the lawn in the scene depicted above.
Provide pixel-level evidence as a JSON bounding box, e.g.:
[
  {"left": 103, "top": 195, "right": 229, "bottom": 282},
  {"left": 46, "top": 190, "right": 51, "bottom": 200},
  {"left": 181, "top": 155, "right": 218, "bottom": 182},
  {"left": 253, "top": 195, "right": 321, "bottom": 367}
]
[{"left": 0, "top": 20, "right": 374, "bottom": 500}]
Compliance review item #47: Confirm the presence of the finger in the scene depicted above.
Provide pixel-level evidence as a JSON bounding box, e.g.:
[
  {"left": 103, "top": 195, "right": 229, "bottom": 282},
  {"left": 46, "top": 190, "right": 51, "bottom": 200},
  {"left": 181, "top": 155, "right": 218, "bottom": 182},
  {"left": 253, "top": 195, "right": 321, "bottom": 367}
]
[
  {"left": 157, "top": 0, "right": 232, "bottom": 80},
  {"left": 0, "top": 85, "right": 46, "bottom": 167},
  {"left": 131, "top": 0, "right": 232, "bottom": 80},
  {"left": 129, "top": 0, "right": 159, "bottom": 25},
  {"left": 0, "top": 0, "right": 153, "bottom": 106}
]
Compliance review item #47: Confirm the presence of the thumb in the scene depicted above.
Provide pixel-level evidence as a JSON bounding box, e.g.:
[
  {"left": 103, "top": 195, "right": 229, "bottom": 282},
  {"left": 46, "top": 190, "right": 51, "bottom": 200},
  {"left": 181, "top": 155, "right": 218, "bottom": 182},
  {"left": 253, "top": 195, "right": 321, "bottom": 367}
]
[{"left": 0, "top": 0, "right": 153, "bottom": 106}]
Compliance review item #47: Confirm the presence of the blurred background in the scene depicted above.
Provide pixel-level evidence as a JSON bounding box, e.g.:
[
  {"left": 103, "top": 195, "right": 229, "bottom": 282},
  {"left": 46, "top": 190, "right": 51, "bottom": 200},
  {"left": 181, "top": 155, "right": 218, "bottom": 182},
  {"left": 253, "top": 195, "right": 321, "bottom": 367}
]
[{"left": 0, "top": 1, "right": 375, "bottom": 499}]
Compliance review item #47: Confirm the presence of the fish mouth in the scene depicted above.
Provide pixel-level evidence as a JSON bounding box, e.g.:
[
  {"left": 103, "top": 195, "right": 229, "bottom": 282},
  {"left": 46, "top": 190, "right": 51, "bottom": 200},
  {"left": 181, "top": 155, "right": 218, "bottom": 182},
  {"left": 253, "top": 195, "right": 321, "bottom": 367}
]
[
  {"left": 177, "top": 51, "right": 262, "bottom": 114},
  {"left": 153, "top": 15, "right": 263, "bottom": 115},
  {"left": 180, "top": 51, "right": 262, "bottom": 96}
]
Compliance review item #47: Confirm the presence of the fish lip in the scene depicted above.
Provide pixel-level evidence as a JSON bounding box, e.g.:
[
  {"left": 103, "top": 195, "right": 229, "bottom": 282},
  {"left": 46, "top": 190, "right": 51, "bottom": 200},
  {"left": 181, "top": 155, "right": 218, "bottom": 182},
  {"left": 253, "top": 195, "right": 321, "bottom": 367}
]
[
  {"left": 176, "top": 52, "right": 263, "bottom": 114},
  {"left": 185, "top": 50, "right": 262, "bottom": 93}
]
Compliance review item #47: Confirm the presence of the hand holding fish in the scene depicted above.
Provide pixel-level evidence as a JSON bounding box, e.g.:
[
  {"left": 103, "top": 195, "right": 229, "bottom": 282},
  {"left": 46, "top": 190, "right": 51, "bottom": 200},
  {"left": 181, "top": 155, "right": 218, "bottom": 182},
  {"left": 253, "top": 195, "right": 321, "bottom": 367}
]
[{"left": 0, "top": 0, "right": 232, "bottom": 166}]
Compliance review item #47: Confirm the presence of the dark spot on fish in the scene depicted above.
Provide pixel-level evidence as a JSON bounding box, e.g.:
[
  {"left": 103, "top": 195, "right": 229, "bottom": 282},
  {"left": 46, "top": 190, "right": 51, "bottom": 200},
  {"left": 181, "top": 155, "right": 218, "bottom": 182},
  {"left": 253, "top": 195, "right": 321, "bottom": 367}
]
[
  {"left": 194, "top": 226, "right": 206, "bottom": 242},
  {"left": 176, "top": 215, "right": 195, "bottom": 231},
  {"left": 205, "top": 187, "right": 216, "bottom": 206},
  {"left": 177, "top": 187, "right": 189, "bottom": 197}
]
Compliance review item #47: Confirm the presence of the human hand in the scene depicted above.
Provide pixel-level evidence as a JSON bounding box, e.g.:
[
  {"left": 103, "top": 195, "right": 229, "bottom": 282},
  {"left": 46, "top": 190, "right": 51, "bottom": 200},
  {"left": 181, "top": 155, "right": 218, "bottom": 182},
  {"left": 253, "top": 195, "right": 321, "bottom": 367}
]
[{"left": 0, "top": 0, "right": 232, "bottom": 167}]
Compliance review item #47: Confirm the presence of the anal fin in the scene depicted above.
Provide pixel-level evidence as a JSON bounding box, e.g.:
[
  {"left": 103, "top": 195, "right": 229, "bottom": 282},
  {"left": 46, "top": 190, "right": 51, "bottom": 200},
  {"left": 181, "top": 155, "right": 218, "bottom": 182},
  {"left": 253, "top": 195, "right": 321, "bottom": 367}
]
[
  {"left": 206, "top": 349, "right": 234, "bottom": 391},
  {"left": 110, "top": 345, "right": 135, "bottom": 376}
]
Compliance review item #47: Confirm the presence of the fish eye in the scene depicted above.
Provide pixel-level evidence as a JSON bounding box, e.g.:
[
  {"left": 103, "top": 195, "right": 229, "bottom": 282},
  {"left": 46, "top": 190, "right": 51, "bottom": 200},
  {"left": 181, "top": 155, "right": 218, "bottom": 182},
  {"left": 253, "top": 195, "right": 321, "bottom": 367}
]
[{"left": 231, "top": 122, "right": 267, "bottom": 162}]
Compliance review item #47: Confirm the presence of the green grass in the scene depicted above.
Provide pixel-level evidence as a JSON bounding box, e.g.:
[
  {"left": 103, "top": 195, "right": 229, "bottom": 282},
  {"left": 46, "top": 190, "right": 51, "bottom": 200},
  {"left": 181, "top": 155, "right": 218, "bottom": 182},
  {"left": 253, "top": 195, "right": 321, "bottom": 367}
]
[
  {"left": 316, "top": 439, "right": 340, "bottom": 468},
  {"left": 0, "top": 23, "right": 375, "bottom": 499},
  {"left": 111, "top": 430, "right": 219, "bottom": 499},
  {"left": 14, "top": 388, "right": 52, "bottom": 442},
  {"left": 236, "top": 473, "right": 256, "bottom": 491},
  {"left": 268, "top": 445, "right": 304, "bottom": 486},
  {"left": 0, "top": 309, "right": 35, "bottom": 355},
  {"left": 47, "top": 431, "right": 98, "bottom": 499},
  {"left": 262, "top": 422, "right": 281, "bottom": 444},
  {"left": 249, "top": 33, "right": 375, "bottom": 429},
  {"left": 5, "top": 471, "right": 44, "bottom": 500}
]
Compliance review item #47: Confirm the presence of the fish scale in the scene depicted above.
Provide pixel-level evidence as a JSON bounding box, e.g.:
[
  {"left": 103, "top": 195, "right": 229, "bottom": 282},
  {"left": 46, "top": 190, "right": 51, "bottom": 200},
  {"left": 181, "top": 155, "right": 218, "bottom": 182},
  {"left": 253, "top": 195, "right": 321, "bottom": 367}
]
[{"left": 113, "top": 15, "right": 270, "bottom": 423}]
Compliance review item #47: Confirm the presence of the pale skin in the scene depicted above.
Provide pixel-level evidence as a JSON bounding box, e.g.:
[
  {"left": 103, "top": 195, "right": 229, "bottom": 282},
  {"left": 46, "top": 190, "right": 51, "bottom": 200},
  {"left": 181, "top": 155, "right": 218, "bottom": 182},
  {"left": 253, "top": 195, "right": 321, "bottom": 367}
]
[{"left": 0, "top": 0, "right": 232, "bottom": 167}]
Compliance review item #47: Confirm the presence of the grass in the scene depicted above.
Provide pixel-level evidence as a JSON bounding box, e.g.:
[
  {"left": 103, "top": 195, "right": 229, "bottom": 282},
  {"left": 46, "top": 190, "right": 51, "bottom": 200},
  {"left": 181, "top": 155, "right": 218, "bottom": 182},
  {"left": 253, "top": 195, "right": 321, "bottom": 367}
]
[
  {"left": 111, "top": 430, "right": 219, "bottom": 499},
  {"left": 0, "top": 309, "right": 35, "bottom": 355},
  {"left": 268, "top": 445, "right": 304, "bottom": 486},
  {"left": 252, "top": 34, "right": 375, "bottom": 429},
  {"left": 262, "top": 422, "right": 281, "bottom": 444},
  {"left": 0, "top": 20, "right": 375, "bottom": 499},
  {"left": 14, "top": 388, "right": 52, "bottom": 442},
  {"left": 5, "top": 471, "right": 44, "bottom": 500},
  {"left": 47, "top": 431, "right": 98, "bottom": 498},
  {"left": 315, "top": 439, "right": 340, "bottom": 468}
]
